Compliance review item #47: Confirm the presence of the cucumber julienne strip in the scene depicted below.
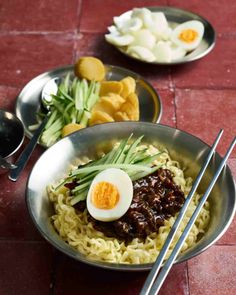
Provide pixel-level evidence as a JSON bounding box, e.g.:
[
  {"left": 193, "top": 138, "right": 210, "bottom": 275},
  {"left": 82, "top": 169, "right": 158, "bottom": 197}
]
[
  {"left": 70, "top": 190, "right": 88, "bottom": 206},
  {"left": 39, "top": 74, "right": 101, "bottom": 147},
  {"left": 55, "top": 135, "right": 163, "bottom": 205},
  {"left": 130, "top": 164, "right": 162, "bottom": 181},
  {"left": 124, "top": 135, "right": 144, "bottom": 164},
  {"left": 70, "top": 163, "right": 152, "bottom": 176}
]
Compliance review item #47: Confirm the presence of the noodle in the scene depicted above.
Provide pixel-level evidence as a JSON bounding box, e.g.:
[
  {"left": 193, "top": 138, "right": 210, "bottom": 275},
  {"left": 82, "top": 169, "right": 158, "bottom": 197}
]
[{"left": 48, "top": 144, "right": 210, "bottom": 264}]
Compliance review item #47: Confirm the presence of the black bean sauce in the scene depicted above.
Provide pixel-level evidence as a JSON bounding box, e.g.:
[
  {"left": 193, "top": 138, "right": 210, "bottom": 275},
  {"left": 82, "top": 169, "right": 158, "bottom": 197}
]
[{"left": 75, "top": 168, "right": 185, "bottom": 241}]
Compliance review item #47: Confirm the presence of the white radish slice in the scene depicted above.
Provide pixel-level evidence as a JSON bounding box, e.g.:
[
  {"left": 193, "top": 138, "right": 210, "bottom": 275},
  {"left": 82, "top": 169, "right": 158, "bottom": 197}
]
[
  {"left": 105, "top": 33, "right": 134, "bottom": 46},
  {"left": 171, "top": 46, "right": 187, "bottom": 60},
  {"left": 152, "top": 41, "right": 172, "bottom": 63},
  {"left": 131, "top": 8, "right": 153, "bottom": 28},
  {"left": 127, "top": 46, "right": 156, "bottom": 62},
  {"left": 107, "top": 25, "right": 119, "bottom": 35},
  {"left": 119, "top": 18, "right": 143, "bottom": 34},
  {"left": 131, "top": 29, "right": 156, "bottom": 50}
]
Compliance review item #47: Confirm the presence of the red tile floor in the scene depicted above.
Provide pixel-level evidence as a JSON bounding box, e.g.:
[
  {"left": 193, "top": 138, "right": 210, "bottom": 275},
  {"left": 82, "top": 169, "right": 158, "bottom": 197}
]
[{"left": 0, "top": 1, "right": 235, "bottom": 294}]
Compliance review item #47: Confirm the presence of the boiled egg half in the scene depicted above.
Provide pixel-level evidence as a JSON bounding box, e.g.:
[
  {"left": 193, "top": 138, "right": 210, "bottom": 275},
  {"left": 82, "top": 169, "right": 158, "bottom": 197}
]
[
  {"left": 171, "top": 20, "right": 204, "bottom": 51},
  {"left": 87, "top": 168, "right": 133, "bottom": 222}
]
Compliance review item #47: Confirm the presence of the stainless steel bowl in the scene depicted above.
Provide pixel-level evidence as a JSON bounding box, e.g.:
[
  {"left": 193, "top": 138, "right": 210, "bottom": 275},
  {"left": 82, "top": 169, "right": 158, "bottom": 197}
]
[{"left": 26, "top": 122, "right": 236, "bottom": 271}]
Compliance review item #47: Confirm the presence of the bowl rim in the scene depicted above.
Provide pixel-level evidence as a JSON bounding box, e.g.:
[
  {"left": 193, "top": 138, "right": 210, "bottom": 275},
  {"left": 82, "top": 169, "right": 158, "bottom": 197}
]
[{"left": 25, "top": 122, "right": 236, "bottom": 271}]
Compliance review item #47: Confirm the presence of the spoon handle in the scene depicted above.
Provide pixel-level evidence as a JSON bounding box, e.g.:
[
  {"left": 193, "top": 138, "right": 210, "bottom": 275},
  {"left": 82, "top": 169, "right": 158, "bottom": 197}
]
[{"left": 8, "top": 116, "right": 49, "bottom": 181}]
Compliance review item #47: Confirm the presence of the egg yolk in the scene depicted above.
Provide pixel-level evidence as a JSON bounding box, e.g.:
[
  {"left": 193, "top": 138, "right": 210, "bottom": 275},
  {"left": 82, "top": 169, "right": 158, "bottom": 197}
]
[
  {"left": 91, "top": 181, "right": 120, "bottom": 210},
  {"left": 178, "top": 29, "right": 198, "bottom": 43}
]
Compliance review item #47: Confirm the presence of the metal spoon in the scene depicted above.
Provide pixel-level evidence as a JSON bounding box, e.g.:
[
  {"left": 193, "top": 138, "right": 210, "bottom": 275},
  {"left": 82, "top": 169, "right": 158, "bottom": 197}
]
[{"left": 8, "top": 77, "right": 61, "bottom": 181}]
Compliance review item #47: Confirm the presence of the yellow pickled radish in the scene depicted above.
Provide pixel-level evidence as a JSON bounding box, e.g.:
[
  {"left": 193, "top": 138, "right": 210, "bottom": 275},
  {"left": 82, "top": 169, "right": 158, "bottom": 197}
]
[
  {"left": 120, "top": 76, "right": 136, "bottom": 98},
  {"left": 89, "top": 110, "right": 114, "bottom": 126},
  {"left": 61, "top": 123, "right": 84, "bottom": 137},
  {"left": 99, "top": 81, "right": 123, "bottom": 96},
  {"left": 74, "top": 56, "right": 105, "bottom": 81}
]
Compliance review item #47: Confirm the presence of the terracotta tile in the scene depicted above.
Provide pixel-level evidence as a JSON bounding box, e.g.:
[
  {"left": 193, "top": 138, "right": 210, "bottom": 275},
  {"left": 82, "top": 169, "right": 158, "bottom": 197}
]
[
  {"left": 175, "top": 89, "right": 236, "bottom": 157},
  {"left": 168, "top": 0, "right": 236, "bottom": 35},
  {"left": 80, "top": 0, "right": 168, "bottom": 33},
  {"left": 74, "top": 32, "right": 171, "bottom": 89},
  {"left": 0, "top": 241, "right": 53, "bottom": 295},
  {"left": 54, "top": 254, "right": 188, "bottom": 295},
  {"left": 0, "top": 0, "right": 80, "bottom": 32},
  {"left": 0, "top": 85, "right": 20, "bottom": 112},
  {"left": 158, "top": 262, "right": 189, "bottom": 295},
  {"left": 0, "top": 33, "right": 74, "bottom": 87},
  {"left": 216, "top": 216, "right": 236, "bottom": 246},
  {"left": 188, "top": 245, "right": 236, "bottom": 295},
  {"left": 0, "top": 142, "right": 44, "bottom": 240},
  {"left": 171, "top": 37, "right": 236, "bottom": 89},
  {"left": 217, "top": 158, "right": 236, "bottom": 245},
  {"left": 228, "top": 158, "right": 236, "bottom": 179},
  {"left": 158, "top": 88, "right": 176, "bottom": 127},
  {"left": 74, "top": 33, "right": 105, "bottom": 59}
]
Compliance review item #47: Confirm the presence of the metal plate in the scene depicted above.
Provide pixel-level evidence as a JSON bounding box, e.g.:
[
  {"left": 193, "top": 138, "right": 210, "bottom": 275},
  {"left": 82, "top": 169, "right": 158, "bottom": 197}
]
[
  {"left": 15, "top": 65, "right": 162, "bottom": 145},
  {"left": 107, "top": 6, "right": 216, "bottom": 65},
  {"left": 26, "top": 122, "right": 236, "bottom": 271}
]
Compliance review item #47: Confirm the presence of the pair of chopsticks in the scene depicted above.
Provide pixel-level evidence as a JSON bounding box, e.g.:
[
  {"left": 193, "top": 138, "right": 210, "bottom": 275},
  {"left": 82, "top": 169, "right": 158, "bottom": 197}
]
[{"left": 140, "top": 129, "right": 236, "bottom": 295}]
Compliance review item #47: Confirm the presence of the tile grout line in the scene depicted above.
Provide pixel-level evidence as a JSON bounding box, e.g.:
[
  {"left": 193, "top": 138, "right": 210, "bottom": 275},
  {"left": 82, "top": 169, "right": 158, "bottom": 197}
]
[
  {"left": 170, "top": 86, "right": 236, "bottom": 91},
  {"left": 72, "top": 0, "right": 83, "bottom": 63},
  {"left": 2, "top": 82, "right": 236, "bottom": 92},
  {"left": 187, "top": 261, "right": 192, "bottom": 295},
  {"left": 76, "top": 0, "right": 83, "bottom": 33},
  {"left": 0, "top": 30, "right": 77, "bottom": 35},
  {"left": 50, "top": 250, "right": 59, "bottom": 295},
  {"left": 172, "top": 85, "right": 178, "bottom": 128}
]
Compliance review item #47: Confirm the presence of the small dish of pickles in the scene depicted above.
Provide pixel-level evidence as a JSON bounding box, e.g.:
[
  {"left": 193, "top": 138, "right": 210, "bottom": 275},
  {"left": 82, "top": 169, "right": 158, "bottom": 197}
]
[
  {"left": 105, "top": 7, "right": 216, "bottom": 65},
  {"left": 15, "top": 56, "right": 162, "bottom": 148}
]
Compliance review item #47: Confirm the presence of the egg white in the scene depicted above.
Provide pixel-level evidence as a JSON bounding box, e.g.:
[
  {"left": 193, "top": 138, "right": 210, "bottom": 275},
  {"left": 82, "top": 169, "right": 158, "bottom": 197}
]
[{"left": 87, "top": 168, "right": 133, "bottom": 222}]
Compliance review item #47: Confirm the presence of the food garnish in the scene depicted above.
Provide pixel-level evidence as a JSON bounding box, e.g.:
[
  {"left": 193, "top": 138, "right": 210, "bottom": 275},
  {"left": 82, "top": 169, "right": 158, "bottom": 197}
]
[
  {"left": 30, "top": 57, "right": 140, "bottom": 147},
  {"left": 61, "top": 123, "right": 85, "bottom": 137},
  {"left": 91, "top": 167, "right": 185, "bottom": 240},
  {"left": 40, "top": 72, "right": 100, "bottom": 146},
  {"left": 86, "top": 168, "right": 133, "bottom": 222},
  {"left": 54, "top": 134, "right": 162, "bottom": 206},
  {"left": 89, "top": 76, "right": 139, "bottom": 126},
  {"left": 105, "top": 8, "right": 204, "bottom": 62},
  {"left": 74, "top": 56, "right": 105, "bottom": 81}
]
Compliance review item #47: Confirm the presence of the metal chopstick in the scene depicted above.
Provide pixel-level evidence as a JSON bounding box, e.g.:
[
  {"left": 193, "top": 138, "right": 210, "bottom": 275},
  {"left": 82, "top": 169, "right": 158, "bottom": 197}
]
[
  {"left": 140, "top": 129, "right": 223, "bottom": 295},
  {"left": 143, "top": 135, "right": 236, "bottom": 295}
]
